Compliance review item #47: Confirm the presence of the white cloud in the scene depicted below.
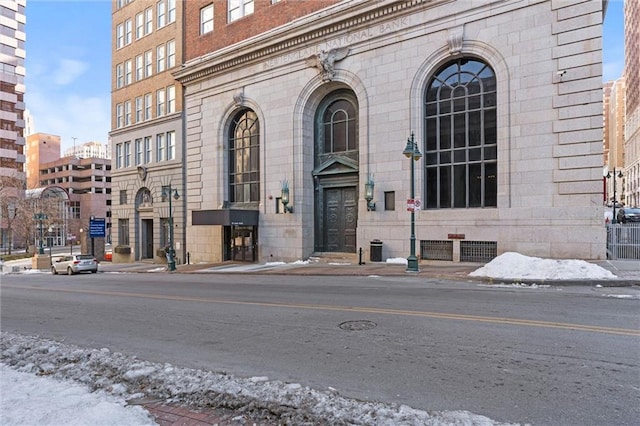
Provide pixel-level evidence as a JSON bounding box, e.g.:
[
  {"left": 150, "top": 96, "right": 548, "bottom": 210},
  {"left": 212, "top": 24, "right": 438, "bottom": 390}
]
[
  {"left": 51, "top": 59, "right": 90, "bottom": 86},
  {"left": 26, "top": 90, "right": 110, "bottom": 148}
]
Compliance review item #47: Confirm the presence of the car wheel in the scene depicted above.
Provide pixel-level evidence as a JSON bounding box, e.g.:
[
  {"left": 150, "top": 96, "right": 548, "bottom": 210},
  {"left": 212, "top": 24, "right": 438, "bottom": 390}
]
[
  {"left": 91, "top": 270, "right": 97, "bottom": 273},
  {"left": 51, "top": 266, "right": 57, "bottom": 275},
  {"left": 67, "top": 267, "right": 74, "bottom": 276}
]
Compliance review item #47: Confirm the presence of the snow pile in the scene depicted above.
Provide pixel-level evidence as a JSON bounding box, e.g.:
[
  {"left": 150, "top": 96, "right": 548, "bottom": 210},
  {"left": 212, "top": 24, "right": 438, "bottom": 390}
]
[
  {"left": 469, "top": 252, "right": 617, "bottom": 280},
  {"left": 1, "top": 332, "right": 519, "bottom": 425},
  {"left": 1, "top": 364, "right": 156, "bottom": 425}
]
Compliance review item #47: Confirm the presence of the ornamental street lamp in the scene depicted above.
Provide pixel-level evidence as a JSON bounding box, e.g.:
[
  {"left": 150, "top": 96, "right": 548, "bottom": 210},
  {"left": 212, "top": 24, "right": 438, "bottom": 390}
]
[
  {"left": 402, "top": 132, "right": 422, "bottom": 273},
  {"left": 605, "top": 168, "right": 624, "bottom": 224},
  {"left": 33, "top": 212, "right": 47, "bottom": 255},
  {"left": 163, "top": 186, "right": 180, "bottom": 271}
]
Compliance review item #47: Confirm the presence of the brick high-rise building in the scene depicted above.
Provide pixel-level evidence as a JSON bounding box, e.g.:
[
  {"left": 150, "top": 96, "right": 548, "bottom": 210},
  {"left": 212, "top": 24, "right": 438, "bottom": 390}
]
[
  {"left": 25, "top": 133, "right": 61, "bottom": 189},
  {"left": 110, "top": 0, "right": 185, "bottom": 263},
  {"left": 624, "top": 0, "right": 640, "bottom": 206},
  {"left": 603, "top": 78, "right": 626, "bottom": 205},
  {"left": 603, "top": 81, "right": 613, "bottom": 164}
]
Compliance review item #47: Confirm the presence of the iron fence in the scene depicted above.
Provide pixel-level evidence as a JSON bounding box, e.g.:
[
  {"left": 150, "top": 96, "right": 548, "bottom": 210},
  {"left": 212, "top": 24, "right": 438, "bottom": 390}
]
[{"left": 606, "top": 223, "right": 640, "bottom": 260}]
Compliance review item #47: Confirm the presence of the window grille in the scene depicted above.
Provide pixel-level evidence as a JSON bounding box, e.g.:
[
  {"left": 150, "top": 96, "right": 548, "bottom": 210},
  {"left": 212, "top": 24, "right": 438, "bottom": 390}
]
[
  {"left": 420, "top": 240, "right": 453, "bottom": 261},
  {"left": 460, "top": 240, "right": 497, "bottom": 262}
]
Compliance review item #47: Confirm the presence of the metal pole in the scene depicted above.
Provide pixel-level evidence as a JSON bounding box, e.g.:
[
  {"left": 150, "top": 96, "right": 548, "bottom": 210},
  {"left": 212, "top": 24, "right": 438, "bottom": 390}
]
[
  {"left": 167, "top": 186, "right": 176, "bottom": 271},
  {"left": 612, "top": 169, "right": 617, "bottom": 224},
  {"left": 38, "top": 215, "right": 44, "bottom": 255},
  {"left": 405, "top": 133, "right": 420, "bottom": 273}
]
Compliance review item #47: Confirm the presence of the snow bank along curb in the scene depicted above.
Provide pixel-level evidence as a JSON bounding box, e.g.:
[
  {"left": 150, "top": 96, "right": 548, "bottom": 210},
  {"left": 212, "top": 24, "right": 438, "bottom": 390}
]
[
  {"left": 468, "top": 252, "right": 638, "bottom": 286},
  {"left": 1, "top": 332, "right": 521, "bottom": 426}
]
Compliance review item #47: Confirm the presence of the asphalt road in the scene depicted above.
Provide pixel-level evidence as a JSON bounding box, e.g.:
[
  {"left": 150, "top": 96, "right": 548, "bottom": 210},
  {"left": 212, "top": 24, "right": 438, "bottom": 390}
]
[{"left": 1, "top": 272, "right": 639, "bottom": 425}]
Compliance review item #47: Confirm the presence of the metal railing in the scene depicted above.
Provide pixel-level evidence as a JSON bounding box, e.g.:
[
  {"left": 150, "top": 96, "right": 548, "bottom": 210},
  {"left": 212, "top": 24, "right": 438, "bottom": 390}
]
[{"left": 606, "top": 223, "right": 640, "bottom": 260}]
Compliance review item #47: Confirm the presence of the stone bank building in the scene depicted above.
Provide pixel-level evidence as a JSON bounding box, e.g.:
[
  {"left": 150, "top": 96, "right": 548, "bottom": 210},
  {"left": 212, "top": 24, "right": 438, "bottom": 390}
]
[{"left": 112, "top": 0, "right": 608, "bottom": 264}]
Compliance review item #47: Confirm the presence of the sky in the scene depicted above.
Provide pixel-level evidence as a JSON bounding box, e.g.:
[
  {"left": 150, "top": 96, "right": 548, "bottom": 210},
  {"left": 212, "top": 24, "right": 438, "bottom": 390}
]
[
  {"left": 24, "top": 0, "right": 626, "bottom": 154},
  {"left": 1, "top": 252, "right": 637, "bottom": 425}
]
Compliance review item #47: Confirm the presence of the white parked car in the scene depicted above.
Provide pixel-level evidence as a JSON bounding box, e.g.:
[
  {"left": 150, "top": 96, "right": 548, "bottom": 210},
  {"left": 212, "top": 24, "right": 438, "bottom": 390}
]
[{"left": 51, "top": 255, "right": 98, "bottom": 275}]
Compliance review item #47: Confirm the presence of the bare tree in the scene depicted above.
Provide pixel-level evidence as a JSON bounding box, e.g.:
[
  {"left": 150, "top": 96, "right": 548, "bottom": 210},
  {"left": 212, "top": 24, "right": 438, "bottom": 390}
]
[{"left": 0, "top": 173, "right": 25, "bottom": 254}]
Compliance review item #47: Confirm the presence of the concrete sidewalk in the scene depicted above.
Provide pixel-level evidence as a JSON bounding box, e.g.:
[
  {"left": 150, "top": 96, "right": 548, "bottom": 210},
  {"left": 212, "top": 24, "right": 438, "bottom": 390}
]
[
  {"left": 2, "top": 255, "right": 638, "bottom": 285},
  {"left": 93, "top": 257, "right": 640, "bottom": 285}
]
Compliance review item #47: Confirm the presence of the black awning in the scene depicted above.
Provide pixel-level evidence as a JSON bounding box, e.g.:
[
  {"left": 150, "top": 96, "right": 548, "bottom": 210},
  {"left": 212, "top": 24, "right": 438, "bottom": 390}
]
[{"left": 192, "top": 209, "right": 259, "bottom": 226}]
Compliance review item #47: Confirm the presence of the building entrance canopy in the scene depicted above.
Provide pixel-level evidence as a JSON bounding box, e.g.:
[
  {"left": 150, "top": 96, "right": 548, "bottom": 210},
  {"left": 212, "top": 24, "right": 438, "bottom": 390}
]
[{"left": 192, "top": 209, "right": 259, "bottom": 226}]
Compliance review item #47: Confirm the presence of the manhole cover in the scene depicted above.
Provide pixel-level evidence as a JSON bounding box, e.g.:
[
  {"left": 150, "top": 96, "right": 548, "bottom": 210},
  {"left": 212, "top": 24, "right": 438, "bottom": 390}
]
[{"left": 338, "top": 320, "right": 377, "bottom": 331}]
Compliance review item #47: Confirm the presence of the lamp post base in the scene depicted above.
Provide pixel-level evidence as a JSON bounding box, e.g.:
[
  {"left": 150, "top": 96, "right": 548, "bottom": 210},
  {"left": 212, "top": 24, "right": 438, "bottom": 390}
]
[
  {"left": 406, "top": 255, "right": 419, "bottom": 273},
  {"left": 167, "top": 248, "right": 177, "bottom": 271}
]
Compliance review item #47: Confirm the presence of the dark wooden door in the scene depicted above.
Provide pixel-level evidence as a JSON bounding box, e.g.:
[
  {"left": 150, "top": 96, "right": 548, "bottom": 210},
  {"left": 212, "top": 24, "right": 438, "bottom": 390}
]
[
  {"left": 141, "top": 219, "right": 153, "bottom": 259},
  {"left": 324, "top": 186, "right": 357, "bottom": 252}
]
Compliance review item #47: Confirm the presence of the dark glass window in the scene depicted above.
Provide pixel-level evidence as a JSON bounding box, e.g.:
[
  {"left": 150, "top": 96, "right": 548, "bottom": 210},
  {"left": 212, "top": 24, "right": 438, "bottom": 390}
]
[
  {"left": 229, "top": 109, "right": 260, "bottom": 203},
  {"left": 424, "top": 58, "right": 497, "bottom": 208},
  {"left": 322, "top": 99, "right": 356, "bottom": 153},
  {"left": 315, "top": 90, "right": 359, "bottom": 168}
]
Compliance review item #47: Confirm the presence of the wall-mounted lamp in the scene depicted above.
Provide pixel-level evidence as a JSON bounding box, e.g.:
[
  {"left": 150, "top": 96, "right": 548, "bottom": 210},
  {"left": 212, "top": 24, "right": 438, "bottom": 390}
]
[
  {"left": 281, "top": 179, "right": 293, "bottom": 213},
  {"left": 364, "top": 176, "right": 375, "bottom": 211}
]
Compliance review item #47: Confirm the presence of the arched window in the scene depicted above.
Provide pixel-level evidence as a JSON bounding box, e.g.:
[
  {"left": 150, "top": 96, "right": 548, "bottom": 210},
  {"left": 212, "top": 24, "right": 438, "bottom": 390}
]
[
  {"left": 322, "top": 99, "right": 356, "bottom": 153},
  {"left": 424, "top": 58, "right": 497, "bottom": 208},
  {"left": 228, "top": 109, "right": 260, "bottom": 203},
  {"left": 315, "top": 90, "right": 358, "bottom": 165}
]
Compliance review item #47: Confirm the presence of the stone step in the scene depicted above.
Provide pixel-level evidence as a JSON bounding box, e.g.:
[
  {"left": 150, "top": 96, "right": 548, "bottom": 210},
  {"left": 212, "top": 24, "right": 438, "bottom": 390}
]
[{"left": 309, "top": 252, "right": 359, "bottom": 264}]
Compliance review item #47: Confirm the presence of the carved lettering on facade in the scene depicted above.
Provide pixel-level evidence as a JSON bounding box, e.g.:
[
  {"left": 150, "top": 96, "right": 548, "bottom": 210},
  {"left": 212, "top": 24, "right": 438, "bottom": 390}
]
[{"left": 263, "top": 17, "right": 410, "bottom": 70}]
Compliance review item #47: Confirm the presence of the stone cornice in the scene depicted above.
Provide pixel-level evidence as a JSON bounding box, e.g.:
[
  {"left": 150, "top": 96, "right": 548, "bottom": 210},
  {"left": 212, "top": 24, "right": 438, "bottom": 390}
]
[{"left": 174, "top": 0, "right": 436, "bottom": 85}]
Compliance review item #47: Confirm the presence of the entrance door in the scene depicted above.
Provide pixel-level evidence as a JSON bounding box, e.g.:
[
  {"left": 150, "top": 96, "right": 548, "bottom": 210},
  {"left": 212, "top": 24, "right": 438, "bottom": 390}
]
[
  {"left": 141, "top": 219, "right": 153, "bottom": 259},
  {"left": 229, "top": 226, "right": 256, "bottom": 262},
  {"left": 324, "top": 186, "right": 357, "bottom": 252}
]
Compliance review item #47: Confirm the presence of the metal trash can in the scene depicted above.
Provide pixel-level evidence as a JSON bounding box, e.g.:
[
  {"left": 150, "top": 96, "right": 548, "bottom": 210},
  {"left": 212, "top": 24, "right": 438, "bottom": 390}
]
[{"left": 370, "top": 239, "right": 383, "bottom": 262}]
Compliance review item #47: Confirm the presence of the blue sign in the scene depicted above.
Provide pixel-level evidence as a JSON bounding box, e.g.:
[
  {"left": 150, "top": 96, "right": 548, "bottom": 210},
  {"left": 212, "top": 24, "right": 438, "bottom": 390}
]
[{"left": 89, "top": 218, "right": 106, "bottom": 238}]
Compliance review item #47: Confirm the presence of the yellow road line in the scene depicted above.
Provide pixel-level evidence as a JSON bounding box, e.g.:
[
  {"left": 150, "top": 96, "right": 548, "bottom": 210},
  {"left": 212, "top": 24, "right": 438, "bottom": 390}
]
[{"left": 5, "top": 285, "right": 639, "bottom": 337}]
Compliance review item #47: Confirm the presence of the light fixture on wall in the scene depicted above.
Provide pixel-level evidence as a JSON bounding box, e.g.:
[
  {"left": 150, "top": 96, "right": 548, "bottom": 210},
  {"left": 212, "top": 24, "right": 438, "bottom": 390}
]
[
  {"left": 281, "top": 179, "right": 293, "bottom": 213},
  {"left": 364, "top": 175, "right": 375, "bottom": 211}
]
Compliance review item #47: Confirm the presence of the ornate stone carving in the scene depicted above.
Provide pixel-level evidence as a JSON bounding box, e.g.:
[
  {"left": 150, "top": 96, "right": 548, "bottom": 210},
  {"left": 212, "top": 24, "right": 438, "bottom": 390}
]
[
  {"left": 306, "top": 47, "right": 350, "bottom": 81},
  {"left": 233, "top": 91, "right": 244, "bottom": 105},
  {"left": 447, "top": 26, "right": 464, "bottom": 55},
  {"left": 137, "top": 165, "right": 147, "bottom": 182}
]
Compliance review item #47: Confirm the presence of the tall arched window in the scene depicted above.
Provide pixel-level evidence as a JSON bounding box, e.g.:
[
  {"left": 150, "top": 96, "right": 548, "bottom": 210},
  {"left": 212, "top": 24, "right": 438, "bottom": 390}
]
[
  {"left": 229, "top": 109, "right": 260, "bottom": 203},
  {"left": 424, "top": 58, "right": 497, "bottom": 208},
  {"left": 315, "top": 89, "right": 358, "bottom": 166}
]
